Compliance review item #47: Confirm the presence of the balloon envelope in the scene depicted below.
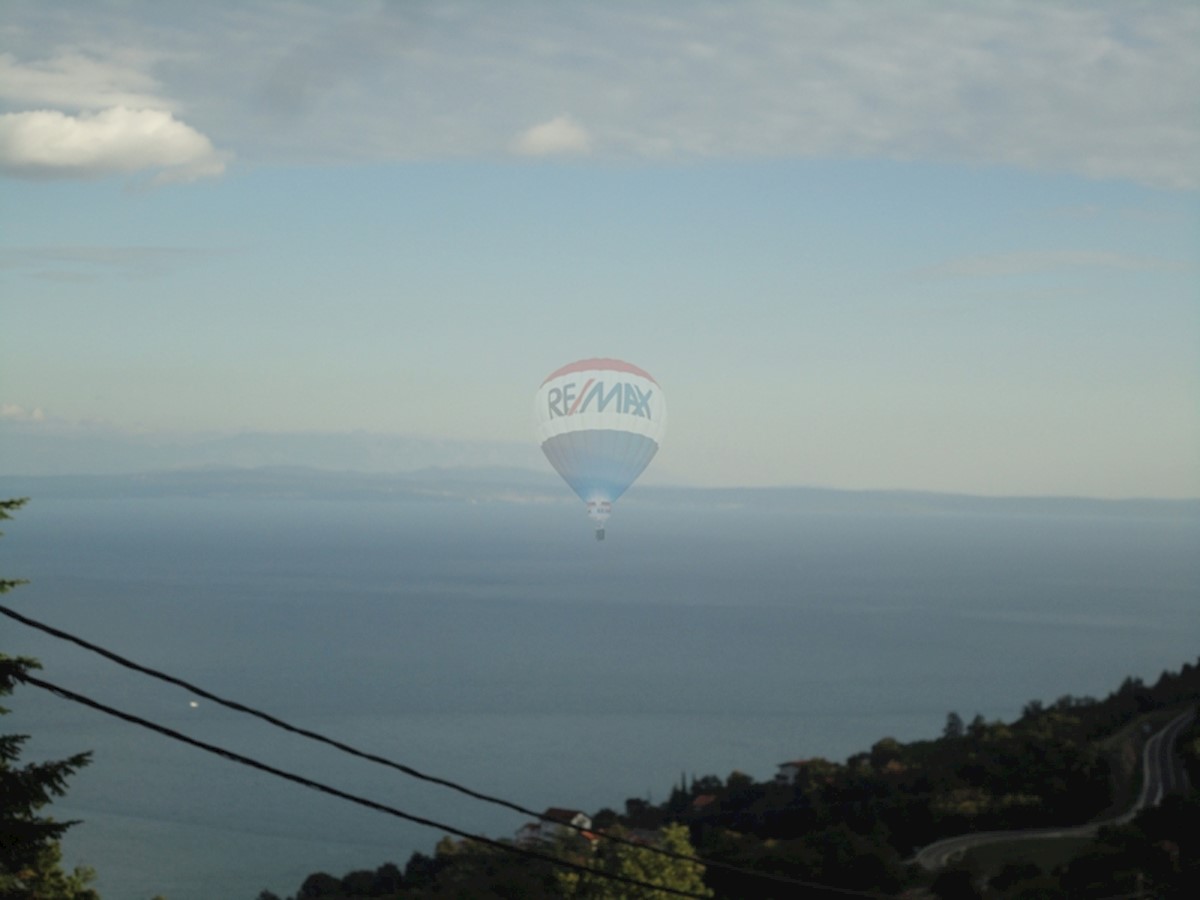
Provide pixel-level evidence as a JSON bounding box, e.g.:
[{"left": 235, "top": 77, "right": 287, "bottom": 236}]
[{"left": 535, "top": 358, "right": 666, "bottom": 537}]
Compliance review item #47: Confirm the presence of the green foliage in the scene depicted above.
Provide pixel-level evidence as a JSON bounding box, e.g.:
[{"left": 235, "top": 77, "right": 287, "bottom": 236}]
[
  {"left": 266, "top": 827, "right": 712, "bottom": 899},
  {"left": 1, "top": 502, "right": 99, "bottom": 899},
  {"left": 279, "top": 656, "right": 1200, "bottom": 898},
  {"left": 869, "top": 736, "right": 903, "bottom": 769},
  {"left": 556, "top": 824, "right": 711, "bottom": 900},
  {"left": 270, "top": 844, "right": 567, "bottom": 899},
  {"left": 0, "top": 843, "right": 100, "bottom": 900},
  {"left": 297, "top": 872, "right": 344, "bottom": 897},
  {"left": 0, "top": 499, "right": 30, "bottom": 597},
  {"left": 1056, "top": 795, "right": 1200, "bottom": 897},
  {"left": 943, "top": 711, "right": 965, "bottom": 740},
  {"left": 930, "top": 864, "right": 983, "bottom": 899},
  {"left": 0, "top": 497, "right": 28, "bottom": 525},
  {"left": 1181, "top": 720, "right": 1200, "bottom": 788}
]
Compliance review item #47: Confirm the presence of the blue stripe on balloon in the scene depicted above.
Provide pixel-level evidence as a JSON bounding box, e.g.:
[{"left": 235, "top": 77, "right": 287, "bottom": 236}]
[{"left": 540, "top": 430, "right": 659, "bottom": 504}]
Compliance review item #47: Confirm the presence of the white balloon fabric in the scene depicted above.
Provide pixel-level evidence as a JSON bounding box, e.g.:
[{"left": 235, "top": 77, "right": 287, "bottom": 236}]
[{"left": 535, "top": 358, "right": 667, "bottom": 539}]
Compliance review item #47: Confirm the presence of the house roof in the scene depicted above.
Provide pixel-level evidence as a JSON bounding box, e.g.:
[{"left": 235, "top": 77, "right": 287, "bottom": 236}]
[{"left": 543, "top": 807, "right": 588, "bottom": 823}]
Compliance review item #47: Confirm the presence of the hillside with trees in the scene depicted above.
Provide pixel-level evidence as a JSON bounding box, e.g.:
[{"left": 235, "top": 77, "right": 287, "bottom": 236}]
[{"left": 264, "top": 662, "right": 1199, "bottom": 899}]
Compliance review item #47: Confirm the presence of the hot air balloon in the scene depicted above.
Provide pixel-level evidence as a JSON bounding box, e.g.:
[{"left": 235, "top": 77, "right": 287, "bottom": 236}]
[{"left": 535, "top": 358, "right": 666, "bottom": 539}]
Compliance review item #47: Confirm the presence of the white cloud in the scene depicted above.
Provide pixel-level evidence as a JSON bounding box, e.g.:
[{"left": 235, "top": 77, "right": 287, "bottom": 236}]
[
  {"left": 511, "top": 115, "right": 591, "bottom": 157},
  {"left": 0, "top": 403, "right": 46, "bottom": 423},
  {"left": 0, "top": 107, "right": 228, "bottom": 182}
]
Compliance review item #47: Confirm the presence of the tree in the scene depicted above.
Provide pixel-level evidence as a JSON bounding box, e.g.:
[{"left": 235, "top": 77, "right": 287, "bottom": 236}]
[
  {"left": 942, "top": 711, "right": 964, "bottom": 740},
  {"left": 0, "top": 498, "right": 31, "bottom": 596},
  {"left": 296, "top": 872, "right": 342, "bottom": 897},
  {"left": 1, "top": 499, "right": 99, "bottom": 899},
  {"left": 869, "top": 737, "right": 904, "bottom": 771},
  {"left": 930, "top": 865, "right": 983, "bottom": 900},
  {"left": 557, "top": 823, "right": 712, "bottom": 899}
]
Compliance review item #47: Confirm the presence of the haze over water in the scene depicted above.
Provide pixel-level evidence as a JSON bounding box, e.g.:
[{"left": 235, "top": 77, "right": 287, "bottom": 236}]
[
  {"left": 4, "top": 6, "right": 1196, "bottom": 897},
  {"left": 3, "top": 490, "right": 1197, "bottom": 899}
]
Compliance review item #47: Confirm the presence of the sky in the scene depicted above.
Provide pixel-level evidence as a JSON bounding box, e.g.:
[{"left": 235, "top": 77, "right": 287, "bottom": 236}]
[{"left": 2, "top": 0, "right": 1198, "bottom": 498}]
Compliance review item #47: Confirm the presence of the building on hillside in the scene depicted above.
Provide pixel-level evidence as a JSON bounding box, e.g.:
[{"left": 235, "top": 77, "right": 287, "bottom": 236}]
[
  {"left": 514, "top": 808, "right": 594, "bottom": 847},
  {"left": 776, "top": 758, "right": 838, "bottom": 786},
  {"left": 775, "top": 759, "right": 809, "bottom": 783}
]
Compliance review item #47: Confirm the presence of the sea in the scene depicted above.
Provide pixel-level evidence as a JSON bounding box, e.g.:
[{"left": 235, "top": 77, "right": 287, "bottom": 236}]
[{"left": 1, "top": 490, "right": 1197, "bottom": 899}]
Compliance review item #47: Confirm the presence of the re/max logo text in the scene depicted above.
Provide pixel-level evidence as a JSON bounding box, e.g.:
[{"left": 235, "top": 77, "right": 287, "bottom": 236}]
[{"left": 547, "top": 379, "right": 654, "bottom": 419}]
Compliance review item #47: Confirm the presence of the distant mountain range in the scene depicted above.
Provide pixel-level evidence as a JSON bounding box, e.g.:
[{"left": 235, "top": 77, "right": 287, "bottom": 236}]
[
  {"left": 4, "top": 427, "right": 1196, "bottom": 515},
  {"left": 4, "top": 466, "right": 1197, "bottom": 519},
  {"left": 0, "top": 427, "right": 545, "bottom": 476}
]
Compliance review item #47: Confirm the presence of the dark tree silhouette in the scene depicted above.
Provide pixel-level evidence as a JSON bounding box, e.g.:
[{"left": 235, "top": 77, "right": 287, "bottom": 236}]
[{"left": 2, "top": 499, "right": 99, "bottom": 899}]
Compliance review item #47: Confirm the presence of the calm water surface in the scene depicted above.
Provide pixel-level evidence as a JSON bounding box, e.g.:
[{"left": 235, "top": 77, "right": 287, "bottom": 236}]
[{"left": 3, "top": 496, "right": 1197, "bottom": 899}]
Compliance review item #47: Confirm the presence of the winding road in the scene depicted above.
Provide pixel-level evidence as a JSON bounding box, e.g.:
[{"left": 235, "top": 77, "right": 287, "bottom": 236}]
[{"left": 912, "top": 707, "right": 1195, "bottom": 870}]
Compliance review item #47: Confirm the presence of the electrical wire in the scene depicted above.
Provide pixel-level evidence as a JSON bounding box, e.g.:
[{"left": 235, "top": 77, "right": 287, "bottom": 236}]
[
  {"left": 1, "top": 604, "right": 553, "bottom": 820},
  {"left": 1, "top": 602, "right": 897, "bottom": 898},
  {"left": 21, "top": 605, "right": 1164, "bottom": 898},
  {"left": 18, "top": 665, "right": 1175, "bottom": 900},
  {"left": 21, "top": 672, "right": 715, "bottom": 899}
]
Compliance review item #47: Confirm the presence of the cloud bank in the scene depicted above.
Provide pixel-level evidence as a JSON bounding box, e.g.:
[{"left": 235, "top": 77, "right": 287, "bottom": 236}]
[
  {"left": 0, "top": 48, "right": 228, "bottom": 182},
  {"left": 0, "top": 50, "right": 169, "bottom": 110},
  {"left": 2, "top": 1, "right": 1197, "bottom": 189},
  {"left": 0, "top": 403, "right": 46, "bottom": 423}
]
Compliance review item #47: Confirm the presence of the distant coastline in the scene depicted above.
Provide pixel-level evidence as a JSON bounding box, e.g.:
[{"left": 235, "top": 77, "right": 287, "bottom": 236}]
[{"left": 5, "top": 465, "right": 1198, "bottom": 518}]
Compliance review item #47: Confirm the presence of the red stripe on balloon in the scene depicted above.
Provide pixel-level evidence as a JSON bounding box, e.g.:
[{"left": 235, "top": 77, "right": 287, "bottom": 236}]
[
  {"left": 541, "top": 358, "right": 659, "bottom": 386},
  {"left": 567, "top": 378, "right": 593, "bottom": 416}
]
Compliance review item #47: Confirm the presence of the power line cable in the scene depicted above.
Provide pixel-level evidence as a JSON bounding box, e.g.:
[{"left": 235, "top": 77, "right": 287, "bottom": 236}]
[
  {"left": 21, "top": 662, "right": 1166, "bottom": 900},
  {"left": 2, "top": 603, "right": 896, "bottom": 898},
  {"left": 1, "top": 603, "right": 549, "bottom": 818},
  {"left": 20, "top": 672, "right": 715, "bottom": 899}
]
